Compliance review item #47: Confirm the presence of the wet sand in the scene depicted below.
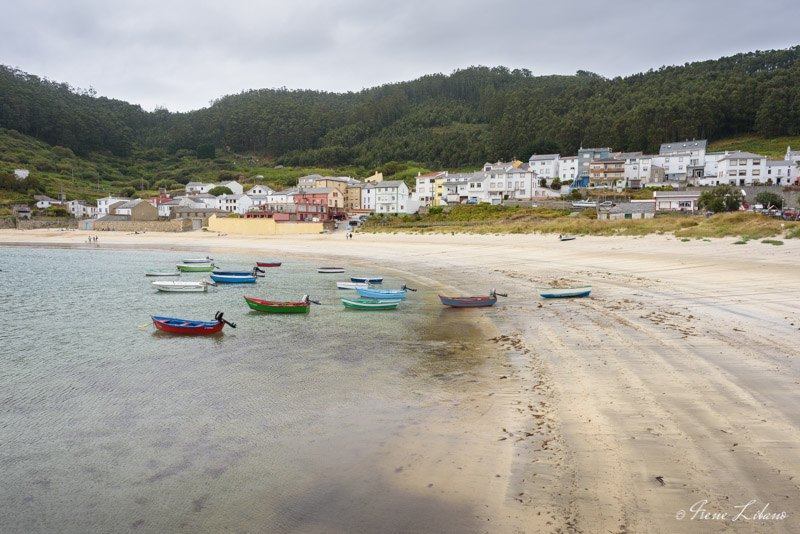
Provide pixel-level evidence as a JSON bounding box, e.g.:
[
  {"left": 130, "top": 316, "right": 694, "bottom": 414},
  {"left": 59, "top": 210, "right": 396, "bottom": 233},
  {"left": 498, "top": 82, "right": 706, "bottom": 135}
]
[{"left": 3, "top": 228, "right": 799, "bottom": 533}]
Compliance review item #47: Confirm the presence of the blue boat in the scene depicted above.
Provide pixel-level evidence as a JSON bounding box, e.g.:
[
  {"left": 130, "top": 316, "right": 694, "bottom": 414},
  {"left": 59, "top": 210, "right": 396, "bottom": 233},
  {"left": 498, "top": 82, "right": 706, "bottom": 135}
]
[
  {"left": 538, "top": 285, "right": 592, "bottom": 298},
  {"left": 356, "top": 287, "right": 406, "bottom": 300},
  {"left": 210, "top": 273, "right": 257, "bottom": 283},
  {"left": 351, "top": 276, "right": 383, "bottom": 284}
]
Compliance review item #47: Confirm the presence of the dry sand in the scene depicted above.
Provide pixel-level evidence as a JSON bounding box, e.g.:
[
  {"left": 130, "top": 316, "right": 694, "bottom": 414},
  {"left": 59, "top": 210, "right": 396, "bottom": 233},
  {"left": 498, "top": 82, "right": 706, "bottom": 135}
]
[{"left": 3, "top": 227, "right": 799, "bottom": 533}]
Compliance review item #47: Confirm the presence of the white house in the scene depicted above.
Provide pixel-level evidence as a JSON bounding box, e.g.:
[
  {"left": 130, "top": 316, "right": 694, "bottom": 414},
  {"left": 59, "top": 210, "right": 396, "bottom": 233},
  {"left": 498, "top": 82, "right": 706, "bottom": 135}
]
[
  {"left": 557, "top": 156, "right": 579, "bottom": 182},
  {"left": 653, "top": 190, "right": 702, "bottom": 212},
  {"left": 528, "top": 154, "right": 560, "bottom": 183},
  {"left": 785, "top": 146, "right": 800, "bottom": 164},
  {"left": 217, "top": 181, "right": 244, "bottom": 195},
  {"left": 766, "top": 161, "right": 796, "bottom": 186},
  {"left": 375, "top": 181, "right": 417, "bottom": 214},
  {"left": 623, "top": 155, "right": 664, "bottom": 188},
  {"left": 159, "top": 196, "right": 206, "bottom": 218},
  {"left": 660, "top": 139, "right": 707, "bottom": 179},
  {"left": 361, "top": 184, "right": 375, "bottom": 211},
  {"left": 185, "top": 182, "right": 215, "bottom": 194},
  {"left": 96, "top": 196, "right": 130, "bottom": 215},
  {"left": 710, "top": 151, "right": 768, "bottom": 186},
  {"left": 413, "top": 171, "right": 447, "bottom": 206},
  {"left": 246, "top": 185, "right": 274, "bottom": 196},
  {"left": 702, "top": 152, "right": 727, "bottom": 179},
  {"left": 64, "top": 200, "right": 97, "bottom": 218},
  {"left": 34, "top": 195, "right": 62, "bottom": 209},
  {"left": 467, "top": 174, "right": 489, "bottom": 203},
  {"left": 216, "top": 194, "right": 253, "bottom": 214},
  {"left": 442, "top": 174, "right": 472, "bottom": 205},
  {"left": 248, "top": 194, "right": 271, "bottom": 210}
]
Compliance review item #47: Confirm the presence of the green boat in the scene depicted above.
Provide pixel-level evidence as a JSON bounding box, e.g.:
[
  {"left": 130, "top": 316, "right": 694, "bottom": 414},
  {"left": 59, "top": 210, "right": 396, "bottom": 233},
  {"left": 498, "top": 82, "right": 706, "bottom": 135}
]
[
  {"left": 177, "top": 263, "right": 214, "bottom": 272},
  {"left": 341, "top": 297, "right": 399, "bottom": 310},
  {"left": 244, "top": 295, "right": 311, "bottom": 313}
]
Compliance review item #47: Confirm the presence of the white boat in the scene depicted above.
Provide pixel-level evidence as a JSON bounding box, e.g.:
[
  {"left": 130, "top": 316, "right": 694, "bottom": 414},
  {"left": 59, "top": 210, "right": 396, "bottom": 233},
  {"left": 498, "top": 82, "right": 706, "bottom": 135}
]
[
  {"left": 152, "top": 280, "right": 213, "bottom": 292},
  {"left": 337, "top": 282, "right": 370, "bottom": 290},
  {"left": 318, "top": 267, "right": 345, "bottom": 273},
  {"left": 182, "top": 257, "right": 213, "bottom": 263},
  {"left": 145, "top": 269, "right": 181, "bottom": 276},
  {"left": 571, "top": 201, "right": 597, "bottom": 209}
]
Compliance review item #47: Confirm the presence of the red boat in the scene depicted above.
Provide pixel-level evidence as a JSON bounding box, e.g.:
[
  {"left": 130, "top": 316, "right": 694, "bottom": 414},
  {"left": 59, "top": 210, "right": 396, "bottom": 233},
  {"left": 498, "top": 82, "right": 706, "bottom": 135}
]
[
  {"left": 256, "top": 261, "right": 282, "bottom": 267},
  {"left": 151, "top": 311, "right": 236, "bottom": 334},
  {"left": 438, "top": 289, "right": 508, "bottom": 308}
]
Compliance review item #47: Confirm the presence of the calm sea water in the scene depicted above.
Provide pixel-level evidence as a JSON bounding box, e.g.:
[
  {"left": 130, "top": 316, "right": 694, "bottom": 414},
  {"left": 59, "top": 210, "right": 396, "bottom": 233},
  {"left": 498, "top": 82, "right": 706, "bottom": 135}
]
[{"left": 0, "top": 245, "right": 498, "bottom": 533}]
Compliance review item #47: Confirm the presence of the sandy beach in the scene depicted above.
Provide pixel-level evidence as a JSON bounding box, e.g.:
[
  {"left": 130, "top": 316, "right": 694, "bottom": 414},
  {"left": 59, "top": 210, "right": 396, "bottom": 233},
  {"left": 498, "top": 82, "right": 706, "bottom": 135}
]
[{"left": 3, "top": 227, "right": 799, "bottom": 533}]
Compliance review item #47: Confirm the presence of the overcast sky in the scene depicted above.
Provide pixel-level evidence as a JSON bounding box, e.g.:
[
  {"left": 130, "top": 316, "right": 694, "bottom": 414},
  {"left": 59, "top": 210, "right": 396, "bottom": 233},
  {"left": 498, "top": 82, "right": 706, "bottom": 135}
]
[{"left": 5, "top": 0, "right": 799, "bottom": 113}]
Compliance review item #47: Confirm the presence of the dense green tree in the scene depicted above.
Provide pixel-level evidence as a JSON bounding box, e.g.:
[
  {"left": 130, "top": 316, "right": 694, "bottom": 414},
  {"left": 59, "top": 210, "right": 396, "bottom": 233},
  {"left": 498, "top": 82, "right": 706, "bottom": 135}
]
[
  {"left": 208, "top": 186, "right": 234, "bottom": 196},
  {"left": 197, "top": 143, "right": 216, "bottom": 159},
  {"left": 698, "top": 185, "right": 743, "bottom": 212},
  {"left": 754, "top": 191, "right": 784, "bottom": 209}
]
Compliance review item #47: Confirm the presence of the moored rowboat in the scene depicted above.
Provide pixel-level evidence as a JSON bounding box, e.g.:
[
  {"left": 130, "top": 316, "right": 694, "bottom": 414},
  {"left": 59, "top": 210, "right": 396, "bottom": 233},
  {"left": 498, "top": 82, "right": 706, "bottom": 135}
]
[
  {"left": 538, "top": 285, "right": 592, "bottom": 298},
  {"left": 151, "top": 312, "right": 235, "bottom": 334},
  {"left": 356, "top": 287, "right": 407, "bottom": 300},
  {"left": 152, "top": 280, "right": 212, "bottom": 292},
  {"left": 350, "top": 276, "right": 383, "bottom": 284},
  {"left": 182, "top": 257, "right": 213, "bottom": 263},
  {"left": 177, "top": 263, "right": 214, "bottom": 272},
  {"left": 256, "top": 261, "right": 282, "bottom": 267},
  {"left": 145, "top": 269, "right": 180, "bottom": 276},
  {"left": 318, "top": 267, "right": 345, "bottom": 273},
  {"left": 244, "top": 295, "right": 313, "bottom": 313},
  {"left": 341, "top": 298, "right": 399, "bottom": 310},
  {"left": 337, "top": 282, "right": 370, "bottom": 290},
  {"left": 210, "top": 273, "right": 257, "bottom": 283},
  {"left": 438, "top": 289, "right": 507, "bottom": 308}
]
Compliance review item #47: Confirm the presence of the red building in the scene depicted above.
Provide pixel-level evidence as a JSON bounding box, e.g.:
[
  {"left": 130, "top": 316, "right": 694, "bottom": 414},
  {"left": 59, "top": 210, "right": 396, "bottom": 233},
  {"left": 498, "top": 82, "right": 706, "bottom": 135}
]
[{"left": 246, "top": 188, "right": 346, "bottom": 222}]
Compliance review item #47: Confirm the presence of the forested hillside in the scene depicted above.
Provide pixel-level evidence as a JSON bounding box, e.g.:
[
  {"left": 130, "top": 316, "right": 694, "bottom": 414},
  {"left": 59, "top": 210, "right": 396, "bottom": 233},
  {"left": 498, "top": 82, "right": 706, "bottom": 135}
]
[{"left": 2, "top": 46, "right": 800, "bottom": 169}]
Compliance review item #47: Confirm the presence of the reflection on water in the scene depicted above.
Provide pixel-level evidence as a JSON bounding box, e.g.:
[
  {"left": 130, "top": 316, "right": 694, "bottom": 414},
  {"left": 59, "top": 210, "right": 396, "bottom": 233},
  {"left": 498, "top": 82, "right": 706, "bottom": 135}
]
[{"left": 1, "top": 246, "right": 502, "bottom": 533}]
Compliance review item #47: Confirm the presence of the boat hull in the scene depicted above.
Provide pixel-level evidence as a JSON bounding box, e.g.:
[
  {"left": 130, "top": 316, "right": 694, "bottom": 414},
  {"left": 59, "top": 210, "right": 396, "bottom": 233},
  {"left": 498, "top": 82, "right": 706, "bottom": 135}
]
[
  {"left": 151, "top": 316, "right": 224, "bottom": 334},
  {"left": 256, "top": 262, "right": 282, "bottom": 267},
  {"left": 210, "top": 274, "right": 256, "bottom": 283},
  {"left": 152, "top": 281, "right": 208, "bottom": 292},
  {"left": 177, "top": 263, "right": 214, "bottom": 272},
  {"left": 438, "top": 295, "right": 497, "bottom": 307},
  {"left": 341, "top": 298, "right": 399, "bottom": 310},
  {"left": 355, "top": 288, "right": 406, "bottom": 299},
  {"left": 318, "top": 267, "right": 345, "bottom": 273},
  {"left": 337, "top": 282, "right": 369, "bottom": 290},
  {"left": 351, "top": 277, "right": 383, "bottom": 284},
  {"left": 538, "top": 286, "right": 592, "bottom": 298},
  {"left": 244, "top": 296, "right": 309, "bottom": 313},
  {"left": 145, "top": 269, "right": 180, "bottom": 276},
  {"left": 182, "top": 258, "right": 213, "bottom": 263}
]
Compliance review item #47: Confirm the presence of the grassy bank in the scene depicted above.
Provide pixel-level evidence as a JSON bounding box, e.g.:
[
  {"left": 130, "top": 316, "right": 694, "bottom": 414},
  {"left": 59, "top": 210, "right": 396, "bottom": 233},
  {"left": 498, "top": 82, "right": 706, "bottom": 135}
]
[{"left": 362, "top": 210, "right": 795, "bottom": 239}]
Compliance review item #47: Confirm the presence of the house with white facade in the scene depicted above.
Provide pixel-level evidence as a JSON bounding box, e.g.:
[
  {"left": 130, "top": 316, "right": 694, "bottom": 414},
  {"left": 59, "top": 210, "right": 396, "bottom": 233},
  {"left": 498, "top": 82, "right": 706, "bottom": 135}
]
[
  {"left": 623, "top": 155, "right": 664, "bottom": 188},
  {"left": 185, "top": 182, "right": 215, "bottom": 194},
  {"left": 467, "top": 174, "right": 489, "bottom": 203},
  {"left": 441, "top": 174, "right": 473, "bottom": 205},
  {"left": 246, "top": 185, "right": 274, "bottom": 196},
  {"left": 528, "top": 154, "right": 560, "bottom": 183},
  {"left": 64, "top": 200, "right": 97, "bottom": 218},
  {"left": 361, "top": 184, "right": 375, "bottom": 211},
  {"left": 705, "top": 151, "right": 768, "bottom": 186},
  {"left": 159, "top": 196, "right": 207, "bottom": 218},
  {"left": 374, "top": 181, "right": 417, "bottom": 214},
  {"left": 785, "top": 146, "right": 800, "bottom": 164},
  {"left": 558, "top": 156, "right": 579, "bottom": 182},
  {"left": 766, "top": 161, "right": 796, "bottom": 186},
  {"left": 96, "top": 196, "right": 131, "bottom": 215},
  {"left": 216, "top": 194, "right": 253, "bottom": 214},
  {"left": 34, "top": 195, "right": 63, "bottom": 209},
  {"left": 659, "top": 139, "right": 707, "bottom": 180},
  {"left": 413, "top": 171, "right": 447, "bottom": 206}
]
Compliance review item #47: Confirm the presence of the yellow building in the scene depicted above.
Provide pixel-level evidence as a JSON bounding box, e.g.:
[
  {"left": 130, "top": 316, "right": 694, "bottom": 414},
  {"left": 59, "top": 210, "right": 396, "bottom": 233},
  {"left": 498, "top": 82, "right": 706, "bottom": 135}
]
[
  {"left": 589, "top": 158, "right": 625, "bottom": 188},
  {"left": 434, "top": 176, "right": 446, "bottom": 206},
  {"left": 345, "top": 184, "right": 363, "bottom": 210}
]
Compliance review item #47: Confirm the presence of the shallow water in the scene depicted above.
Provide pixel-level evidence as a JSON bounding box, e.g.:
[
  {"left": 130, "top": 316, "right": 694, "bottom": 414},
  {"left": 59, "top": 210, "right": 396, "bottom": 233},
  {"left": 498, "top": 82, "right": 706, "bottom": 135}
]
[{"left": 0, "top": 246, "right": 500, "bottom": 533}]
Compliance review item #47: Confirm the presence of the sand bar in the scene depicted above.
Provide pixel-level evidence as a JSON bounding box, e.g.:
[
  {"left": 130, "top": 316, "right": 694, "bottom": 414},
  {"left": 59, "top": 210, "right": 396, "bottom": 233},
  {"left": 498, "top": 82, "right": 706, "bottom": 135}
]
[{"left": 3, "top": 228, "right": 799, "bottom": 533}]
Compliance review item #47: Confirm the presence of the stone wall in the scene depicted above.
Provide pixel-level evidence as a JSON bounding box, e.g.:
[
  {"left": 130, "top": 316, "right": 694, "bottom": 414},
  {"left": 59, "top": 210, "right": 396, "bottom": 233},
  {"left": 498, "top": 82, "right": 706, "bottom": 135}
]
[
  {"left": 86, "top": 219, "right": 189, "bottom": 232},
  {"left": 16, "top": 218, "right": 77, "bottom": 230},
  {"left": 688, "top": 185, "right": 800, "bottom": 206}
]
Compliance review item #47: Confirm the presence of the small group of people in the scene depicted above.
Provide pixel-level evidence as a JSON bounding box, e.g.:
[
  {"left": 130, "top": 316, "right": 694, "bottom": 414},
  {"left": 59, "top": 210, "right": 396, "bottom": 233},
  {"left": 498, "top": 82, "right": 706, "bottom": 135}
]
[
  {"left": 346, "top": 232, "right": 354, "bottom": 239},
  {"left": 87, "top": 235, "right": 98, "bottom": 243}
]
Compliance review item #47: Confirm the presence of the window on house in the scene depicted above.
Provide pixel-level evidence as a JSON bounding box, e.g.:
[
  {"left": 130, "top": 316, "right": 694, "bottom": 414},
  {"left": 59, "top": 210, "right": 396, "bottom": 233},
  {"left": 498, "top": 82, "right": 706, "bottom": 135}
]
[{"left": 752, "top": 170, "right": 760, "bottom": 176}]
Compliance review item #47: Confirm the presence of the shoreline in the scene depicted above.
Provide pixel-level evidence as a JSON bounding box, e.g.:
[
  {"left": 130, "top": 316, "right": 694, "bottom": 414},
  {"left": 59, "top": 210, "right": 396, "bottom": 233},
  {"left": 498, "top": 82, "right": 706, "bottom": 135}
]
[{"left": 3, "top": 228, "right": 799, "bottom": 532}]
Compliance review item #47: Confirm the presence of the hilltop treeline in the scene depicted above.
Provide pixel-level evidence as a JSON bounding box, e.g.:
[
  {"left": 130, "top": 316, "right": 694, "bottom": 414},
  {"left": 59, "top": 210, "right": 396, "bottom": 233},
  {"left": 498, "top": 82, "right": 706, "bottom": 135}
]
[{"left": 2, "top": 46, "right": 800, "bottom": 168}]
